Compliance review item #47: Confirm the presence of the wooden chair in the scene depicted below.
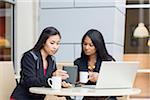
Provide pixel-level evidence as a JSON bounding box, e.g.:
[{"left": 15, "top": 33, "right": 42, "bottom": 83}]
[
  {"left": 56, "top": 62, "right": 73, "bottom": 69},
  {"left": 0, "top": 61, "right": 16, "bottom": 100}
]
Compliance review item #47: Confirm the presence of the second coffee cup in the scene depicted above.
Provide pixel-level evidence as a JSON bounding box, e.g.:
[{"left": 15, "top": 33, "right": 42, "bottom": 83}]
[{"left": 79, "top": 71, "right": 89, "bottom": 83}]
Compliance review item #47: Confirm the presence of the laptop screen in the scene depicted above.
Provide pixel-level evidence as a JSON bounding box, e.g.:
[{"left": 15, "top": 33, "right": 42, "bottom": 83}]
[{"left": 96, "top": 61, "right": 139, "bottom": 89}]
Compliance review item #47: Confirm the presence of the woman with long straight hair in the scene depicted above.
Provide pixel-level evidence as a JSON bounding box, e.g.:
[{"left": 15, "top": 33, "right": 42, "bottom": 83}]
[
  {"left": 11, "top": 27, "right": 69, "bottom": 100},
  {"left": 74, "top": 29, "right": 116, "bottom": 100}
]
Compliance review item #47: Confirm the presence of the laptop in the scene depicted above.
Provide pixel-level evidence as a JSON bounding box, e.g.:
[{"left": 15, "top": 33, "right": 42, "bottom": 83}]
[
  {"left": 83, "top": 61, "right": 139, "bottom": 89},
  {"left": 63, "top": 65, "right": 78, "bottom": 84}
]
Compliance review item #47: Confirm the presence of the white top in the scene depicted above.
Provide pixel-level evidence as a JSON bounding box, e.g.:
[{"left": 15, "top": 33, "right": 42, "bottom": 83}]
[{"left": 29, "top": 87, "right": 141, "bottom": 96}]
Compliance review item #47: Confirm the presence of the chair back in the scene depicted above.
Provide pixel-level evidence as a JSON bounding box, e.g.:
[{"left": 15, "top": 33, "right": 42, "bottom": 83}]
[
  {"left": 0, "top": 61, "right": 16, "bottom": 100},
  {"left": 57, "top": 62, "right": 73, "bottom": 69}
]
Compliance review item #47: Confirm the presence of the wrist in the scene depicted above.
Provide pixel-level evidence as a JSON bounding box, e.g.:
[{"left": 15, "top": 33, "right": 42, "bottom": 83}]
[{"left": 52, "top": 72, "right": 56, "bottom": 76}]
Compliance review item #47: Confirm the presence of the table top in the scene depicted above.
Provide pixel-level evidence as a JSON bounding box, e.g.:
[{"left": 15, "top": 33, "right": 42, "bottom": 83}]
[{"left": 29, "top": 87, "right": 141, "bottom": 96}]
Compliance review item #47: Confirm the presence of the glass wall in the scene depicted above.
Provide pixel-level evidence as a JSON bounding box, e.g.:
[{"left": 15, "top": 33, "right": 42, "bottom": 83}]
[
  {"left": 124, "top": 0, "right": 150, "bottom": 98},
  {"left": 125, "top": 8, "right": 149, "bottom": 54},
  {"left": 127, "top": 0, "right": 149, "bottom": 4},
  {"left": 0, "top": 0, "right": 14, "bottom": 61}
]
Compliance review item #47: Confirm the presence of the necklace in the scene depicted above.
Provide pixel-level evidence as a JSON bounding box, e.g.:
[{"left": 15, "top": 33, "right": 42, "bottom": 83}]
[
  {"left": 88, "top": 57, "right": 96, "bottom": 71},
  {"left": 88, "top": 65, "right": 95, "bottom": 71}
]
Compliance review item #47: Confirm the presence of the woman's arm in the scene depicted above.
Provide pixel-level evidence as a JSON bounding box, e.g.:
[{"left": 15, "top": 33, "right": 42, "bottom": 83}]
[
  {"left": 88, "top": 71, "right": 99, "bottom": 83},
  {"left": 52, "top": 69, "right": 69, "bottom": 80}
]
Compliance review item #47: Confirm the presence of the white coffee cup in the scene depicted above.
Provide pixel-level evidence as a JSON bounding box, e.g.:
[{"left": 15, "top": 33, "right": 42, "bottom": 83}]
[
  {"left": 79, "top": 71, "right": 89, "bottom": 83},
  {"left": 47, "top": 76, "right": 62, "bottom": 89}
]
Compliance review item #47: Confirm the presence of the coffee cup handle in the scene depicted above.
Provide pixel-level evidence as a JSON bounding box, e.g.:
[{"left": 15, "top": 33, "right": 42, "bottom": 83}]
[{"left": 47, "top": 78, "right": 53, "bottom": 88}]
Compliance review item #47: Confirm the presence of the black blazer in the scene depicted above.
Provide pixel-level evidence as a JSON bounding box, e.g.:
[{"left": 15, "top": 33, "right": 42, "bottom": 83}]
[
  {"left": 74, "top": 57, "right": 102, "bottom": 85},
  {"left": 74, "top": 57, "right": 117, "bottom": 100},
  {"left": 11, "top": 50, "right": 56, "bottom": 100}
]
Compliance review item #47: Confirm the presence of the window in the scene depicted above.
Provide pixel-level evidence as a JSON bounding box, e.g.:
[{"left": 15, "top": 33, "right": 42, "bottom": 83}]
[
  {"left": 127, "top": 0, "right": 149, "bottom": 4},
  {"left": 125, "top": 8, "right": 149, "bottom": 53},
  {"left": 0, "top": 0, "right": 15, "bottom": 61},
  {"left": 125, "top": 0, "right": 150, "bottom": 54},
  {"left": 124, "top": 1, "right": 150, "bottom": 98}
]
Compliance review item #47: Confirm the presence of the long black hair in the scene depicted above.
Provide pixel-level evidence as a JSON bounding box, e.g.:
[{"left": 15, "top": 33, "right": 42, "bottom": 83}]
[
  {"left": 32, "top": 26, "right": 61, "bottom": 51},
  {"left": 81, "top": 29, "right": 115, "bottom": 61}
]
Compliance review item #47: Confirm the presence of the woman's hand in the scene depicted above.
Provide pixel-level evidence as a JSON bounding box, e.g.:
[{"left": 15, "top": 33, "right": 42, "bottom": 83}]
[
  {"left": 88, "top": 72, "right": 99, "bottom": 83},
  {"left": 52, "top": 69, "right": 69, "bottom": 80},
  {"left": 62, "top": 81, "right": 72, "bottom": 88}
]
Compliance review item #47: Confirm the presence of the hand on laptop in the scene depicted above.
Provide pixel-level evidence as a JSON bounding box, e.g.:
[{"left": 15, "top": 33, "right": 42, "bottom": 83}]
[{"left": 88, "top": 72, "right": 99, "bottom": 83}]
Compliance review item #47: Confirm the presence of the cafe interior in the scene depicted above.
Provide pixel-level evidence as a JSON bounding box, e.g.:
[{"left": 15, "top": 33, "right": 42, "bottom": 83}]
[{"left": 0, "top": 0, "right": 149, "bottom": 100}]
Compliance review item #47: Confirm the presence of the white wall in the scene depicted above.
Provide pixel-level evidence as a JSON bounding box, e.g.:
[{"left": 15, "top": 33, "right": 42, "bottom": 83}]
[
  {"left": 39, "top": 0, "right": 126, "bottom": 62},
  {"left": 15, "top": 0, "right": 38, "bottom": 76},
  {"left": 15, "top": 0, "right": 126, "bottom": 77}
]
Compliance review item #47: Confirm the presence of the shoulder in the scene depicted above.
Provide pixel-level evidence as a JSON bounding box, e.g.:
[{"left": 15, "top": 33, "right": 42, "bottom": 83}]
[
  {"left": 74, "top": 58, "right": 82, "bottom": 65},
  {"left": 23, "top": 50, "right": 40, "bottom": 58},
  {"left": 20, "top": 51, "right": 40, "bottom": 68},
  {"left": 21, "top": 50, "right": 39, "bottom": 62},
  {"left": 22, "top": 51, "right": 32, "bottom": 59}
]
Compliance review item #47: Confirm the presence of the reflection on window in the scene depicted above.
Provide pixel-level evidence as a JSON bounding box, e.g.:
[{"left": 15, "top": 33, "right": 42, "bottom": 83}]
[
  {"left": 126, "top": 0, "right": 149, "bottom": 4},
  {"left": 0, "top": 1, "right": 14, "bottom": 61},
  {"left": 125, "top": 8, "right": 150, "bottom": 54}
]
